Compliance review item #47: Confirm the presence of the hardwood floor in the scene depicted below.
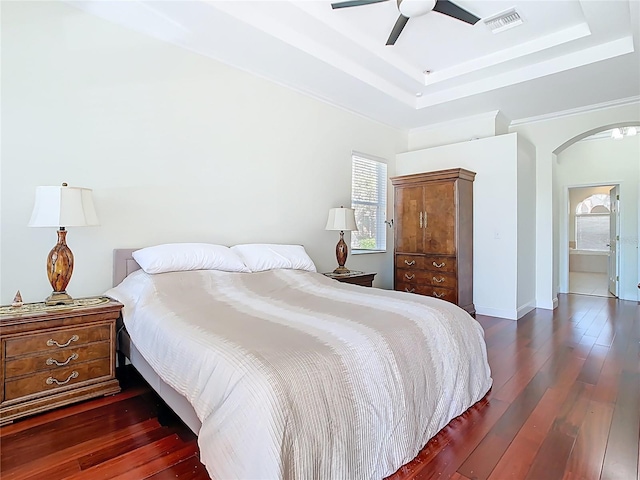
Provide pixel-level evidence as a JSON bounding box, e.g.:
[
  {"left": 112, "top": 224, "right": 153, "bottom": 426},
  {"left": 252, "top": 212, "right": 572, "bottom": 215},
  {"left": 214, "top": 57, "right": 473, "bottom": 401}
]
[{"left": 1, "top": 294, "right": 638, "bottom": 479}]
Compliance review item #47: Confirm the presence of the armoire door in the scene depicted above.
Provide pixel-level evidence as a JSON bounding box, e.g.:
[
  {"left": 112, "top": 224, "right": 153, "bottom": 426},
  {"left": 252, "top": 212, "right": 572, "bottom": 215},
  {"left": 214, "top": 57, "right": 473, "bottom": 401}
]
[
  {"left": 423, "top": 181, "right": 456, "bottom": 255},
  {"left": 394, "top": 185, "right": 424, "bottom": 253}
]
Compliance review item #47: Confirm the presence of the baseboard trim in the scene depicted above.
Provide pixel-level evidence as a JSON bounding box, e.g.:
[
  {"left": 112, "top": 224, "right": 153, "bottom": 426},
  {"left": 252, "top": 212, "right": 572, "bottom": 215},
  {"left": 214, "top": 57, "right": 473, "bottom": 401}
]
[
  {"left": 475, "top": 306, "right": 518, "bottom": 320},
  {"left": 516, "top": 301, "right": 536, "bottom": 319}
]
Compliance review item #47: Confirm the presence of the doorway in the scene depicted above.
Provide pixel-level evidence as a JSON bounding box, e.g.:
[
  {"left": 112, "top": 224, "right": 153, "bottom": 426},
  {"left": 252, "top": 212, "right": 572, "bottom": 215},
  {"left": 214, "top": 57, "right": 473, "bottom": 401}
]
[{"left": 567, "top": 185, "right": 618, "bottom": 298}]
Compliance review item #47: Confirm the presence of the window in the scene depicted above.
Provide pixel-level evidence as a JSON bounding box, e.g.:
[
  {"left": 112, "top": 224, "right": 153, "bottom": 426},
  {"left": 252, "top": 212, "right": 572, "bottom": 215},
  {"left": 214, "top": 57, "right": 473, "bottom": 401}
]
[
  {"left": 575, "top": 194, "right": 610, "bottom": 251},
  {"left": 351, "top": 153, "right": 387, "bottom": 252}
]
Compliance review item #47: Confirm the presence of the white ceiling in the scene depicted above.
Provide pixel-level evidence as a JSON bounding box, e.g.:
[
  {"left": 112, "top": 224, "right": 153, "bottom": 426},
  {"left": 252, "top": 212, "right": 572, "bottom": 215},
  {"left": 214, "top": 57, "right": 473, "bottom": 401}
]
[{"left": 69, "top": 0, "right": 640, "bottom": 130}]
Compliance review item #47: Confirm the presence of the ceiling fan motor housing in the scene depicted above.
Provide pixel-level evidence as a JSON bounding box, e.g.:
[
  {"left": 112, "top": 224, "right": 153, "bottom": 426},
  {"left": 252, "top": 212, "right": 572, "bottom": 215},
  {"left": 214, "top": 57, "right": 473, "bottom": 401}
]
[{"left": 398, "top": 0, "right": 437, "bottom": 18}]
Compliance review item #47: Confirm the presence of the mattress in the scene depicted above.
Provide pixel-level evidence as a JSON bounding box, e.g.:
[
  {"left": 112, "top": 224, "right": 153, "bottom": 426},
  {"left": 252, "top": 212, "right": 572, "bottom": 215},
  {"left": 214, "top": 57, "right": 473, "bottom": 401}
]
[{"left": 106, "top": 268, "right": 492, "bottom": 480}]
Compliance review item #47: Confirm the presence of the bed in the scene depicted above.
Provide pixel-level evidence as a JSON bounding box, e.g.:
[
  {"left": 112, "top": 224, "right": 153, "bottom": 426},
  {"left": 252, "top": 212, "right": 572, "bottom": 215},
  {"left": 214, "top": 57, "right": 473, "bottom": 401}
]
[{"left": 107, "top": 245, "right": 492, "bottom": 480}]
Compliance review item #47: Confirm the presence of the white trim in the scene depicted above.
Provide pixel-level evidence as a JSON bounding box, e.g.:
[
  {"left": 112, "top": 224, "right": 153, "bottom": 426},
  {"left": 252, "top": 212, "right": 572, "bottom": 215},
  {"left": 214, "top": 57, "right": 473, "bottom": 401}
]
[
  {"left": 475, "top": 303, "right": 534, "bottom": 320},
  {"left": 511, "top": 96, "right": 640, "bottom": 126},
  {"left": 535, "top": 296, "right": 558, "bottom": 310},
  {"left": 475, "top": 305, "right": 518, "bottom": 321},
  {"left": 516, "top": 302, "right": 535, "bottom": 319}
]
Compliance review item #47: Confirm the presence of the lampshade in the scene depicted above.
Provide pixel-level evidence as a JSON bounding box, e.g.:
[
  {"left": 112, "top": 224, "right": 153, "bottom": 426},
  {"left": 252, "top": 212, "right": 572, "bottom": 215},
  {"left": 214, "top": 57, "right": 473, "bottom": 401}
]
[
  {"left": 28, "top": 185, "right": 99, "bottom": 227},
  {"left": 325, "top": 207, "right": 358, "bottom": 232}
]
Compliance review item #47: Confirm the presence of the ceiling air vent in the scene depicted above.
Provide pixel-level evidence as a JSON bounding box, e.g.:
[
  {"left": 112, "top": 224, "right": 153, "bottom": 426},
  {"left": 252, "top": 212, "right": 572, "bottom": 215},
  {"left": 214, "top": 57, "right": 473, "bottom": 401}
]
[{"left": 483, "top": 8, "right": 523, "bottom": 33}]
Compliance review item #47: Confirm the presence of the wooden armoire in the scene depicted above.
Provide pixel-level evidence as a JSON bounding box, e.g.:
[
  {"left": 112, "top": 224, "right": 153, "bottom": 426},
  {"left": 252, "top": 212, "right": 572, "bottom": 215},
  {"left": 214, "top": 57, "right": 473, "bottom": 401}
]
[{"left": 391, "top": 168, "right": 475, "bottom": 315}]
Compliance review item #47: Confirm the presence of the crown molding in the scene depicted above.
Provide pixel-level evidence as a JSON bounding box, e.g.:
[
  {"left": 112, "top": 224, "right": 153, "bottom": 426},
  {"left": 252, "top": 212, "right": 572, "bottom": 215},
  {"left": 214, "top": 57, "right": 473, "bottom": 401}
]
[{"left": 511, "top": 96, "right": 640, "bottom": 126}]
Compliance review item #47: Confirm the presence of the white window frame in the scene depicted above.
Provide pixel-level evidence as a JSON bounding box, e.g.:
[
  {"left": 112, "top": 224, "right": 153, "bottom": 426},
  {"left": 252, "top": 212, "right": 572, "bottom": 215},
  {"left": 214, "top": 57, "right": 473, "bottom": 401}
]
[{"left": 350, "top": 152, "right": 387, "bottom": 254}]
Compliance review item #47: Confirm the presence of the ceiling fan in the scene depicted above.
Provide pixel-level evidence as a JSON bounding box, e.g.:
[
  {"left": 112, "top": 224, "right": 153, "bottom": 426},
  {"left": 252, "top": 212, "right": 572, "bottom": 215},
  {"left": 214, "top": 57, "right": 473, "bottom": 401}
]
[{"left": 331, "top": 0, "right": 481, "bottom": 46}]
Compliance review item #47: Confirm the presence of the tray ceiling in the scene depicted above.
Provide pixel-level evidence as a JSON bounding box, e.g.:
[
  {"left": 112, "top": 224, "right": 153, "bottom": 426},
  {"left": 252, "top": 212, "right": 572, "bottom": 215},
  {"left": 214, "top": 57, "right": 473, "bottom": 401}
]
[{"left": 68, "top": 0, "right": 640, "bottom": 129}]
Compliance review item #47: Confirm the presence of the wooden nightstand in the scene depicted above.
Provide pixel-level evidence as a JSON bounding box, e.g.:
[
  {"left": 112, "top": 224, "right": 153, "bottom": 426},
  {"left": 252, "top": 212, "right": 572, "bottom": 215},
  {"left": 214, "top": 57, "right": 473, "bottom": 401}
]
[
  {"left": 0, "top": 297, "right": 122, "bottom": 425},
  {"left": 323, "top": 271, "right": 377, "bottom": 287}
]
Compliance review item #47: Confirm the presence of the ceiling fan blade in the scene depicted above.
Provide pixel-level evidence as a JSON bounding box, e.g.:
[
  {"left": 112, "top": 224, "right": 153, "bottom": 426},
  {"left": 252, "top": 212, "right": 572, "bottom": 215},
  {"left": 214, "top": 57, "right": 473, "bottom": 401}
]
[
  {"left": 432, "top": 0, "right": 480, "bottom": 24},
  {"left": 331, "top": 0, "right": 388, "bottom": 9},
  {"left": 386, "top": 14, "right": 409, "bottom": 45}
]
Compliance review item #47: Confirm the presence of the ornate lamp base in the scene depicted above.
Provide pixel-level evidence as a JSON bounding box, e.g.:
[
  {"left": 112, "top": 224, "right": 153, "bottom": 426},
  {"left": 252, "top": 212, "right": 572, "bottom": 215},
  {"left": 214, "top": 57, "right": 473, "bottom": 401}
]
[
  {"left": 45, "top": 291, "right": 74, "bottom": 306},
  {"left": 45, "top": 228, "right": 75, "bottom": 305},
  {"left": 333, "top": 230, "right": 351, "bottom": 274},
  {"left": 332, "top": 266, "right": 351, "bottom": 275}
]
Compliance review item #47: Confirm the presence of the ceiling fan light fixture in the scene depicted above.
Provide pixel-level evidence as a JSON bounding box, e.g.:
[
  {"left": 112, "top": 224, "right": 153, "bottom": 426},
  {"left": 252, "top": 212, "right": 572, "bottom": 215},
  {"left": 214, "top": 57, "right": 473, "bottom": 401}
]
[
  {"left": 484, "top": 8, "right": 523, "bottom": 34},
  {"left": 398, "top": 0, "right": 436, "bottom": 18}
]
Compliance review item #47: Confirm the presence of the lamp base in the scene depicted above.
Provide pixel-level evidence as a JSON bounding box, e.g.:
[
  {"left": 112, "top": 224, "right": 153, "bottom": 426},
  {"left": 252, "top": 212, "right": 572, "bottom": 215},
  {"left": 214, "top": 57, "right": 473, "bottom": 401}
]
[
  {"left": 334, "top": 230, "right": 351, "bottom": 275},
  {"left": 45, "top": 291, "right": 74, "bottom": 306},
  {"left": 45, "top": 228, "right": 75, "bottom": 306},
  {"left": 332, "top": 266, "right": 351, "bottom": 275}
]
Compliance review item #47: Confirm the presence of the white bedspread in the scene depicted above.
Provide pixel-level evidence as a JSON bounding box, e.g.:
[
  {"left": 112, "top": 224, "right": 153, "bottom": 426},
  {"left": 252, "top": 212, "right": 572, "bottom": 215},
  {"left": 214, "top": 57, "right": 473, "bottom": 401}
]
[{"left": 106, "top": 269, "right": 491, "bottom": 480}]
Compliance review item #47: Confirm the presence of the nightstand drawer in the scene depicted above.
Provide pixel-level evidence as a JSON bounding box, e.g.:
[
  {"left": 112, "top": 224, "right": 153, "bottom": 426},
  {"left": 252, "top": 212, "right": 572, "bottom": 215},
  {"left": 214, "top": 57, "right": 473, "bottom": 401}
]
[
  {"left": 4, "top": 358, "right": 112, "bottom": 402},
  {"left": 5, "top": 341, "right": 111, "bottom": 378},
  {"left": 5, "top": 324, "right": 111, "bottom": 358}
]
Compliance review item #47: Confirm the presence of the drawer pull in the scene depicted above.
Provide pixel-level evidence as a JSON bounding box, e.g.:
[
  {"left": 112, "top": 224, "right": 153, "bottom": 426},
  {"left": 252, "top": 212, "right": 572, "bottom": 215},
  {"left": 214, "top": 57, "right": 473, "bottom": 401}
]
[
  {"left": 47, "top": 335, "right": 79, "bottom": 348},
  {"left": 405, "top": 273, "right": 415, "bottom": 280},
  {"left": 404, "top": 287, "right": 416, "bottom": 293},
  {"left": 46, "top": 371, "right": 79, "bottom": 386},
  {"left": 432, "top": 262, "right": 446, "bottom": 268},
  {"left": 433, "top": 276, "right": 445, "bottom": 283},
  {"left": 433, "top": 292, "right": 446, "bottom": 298},
  {"left": 404, "top": 260, "right": 416, "bottom": 266},
  {"left": 46, "top": 353, "right": 78, "bottom": 367}
]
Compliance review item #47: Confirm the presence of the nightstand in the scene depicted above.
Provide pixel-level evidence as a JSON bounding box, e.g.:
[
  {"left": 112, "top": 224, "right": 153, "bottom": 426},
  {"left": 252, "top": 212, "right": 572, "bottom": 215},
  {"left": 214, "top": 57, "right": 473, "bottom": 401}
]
[
  {"left": 323, "top": 271, "right": 377, "bottom": 287},
  {"left": 0, "top": 296, "right": 122, "bottom": 425}
]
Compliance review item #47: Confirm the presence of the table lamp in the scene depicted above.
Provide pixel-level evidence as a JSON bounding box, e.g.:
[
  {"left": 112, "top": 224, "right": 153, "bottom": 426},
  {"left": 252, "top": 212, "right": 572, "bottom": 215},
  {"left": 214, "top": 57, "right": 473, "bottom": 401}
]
[
  {"left": 325, "top": 206, "right": 358, "bottom": 274},
  {"left": 28, "top": 183, "right": 99, "bottom": 305}
]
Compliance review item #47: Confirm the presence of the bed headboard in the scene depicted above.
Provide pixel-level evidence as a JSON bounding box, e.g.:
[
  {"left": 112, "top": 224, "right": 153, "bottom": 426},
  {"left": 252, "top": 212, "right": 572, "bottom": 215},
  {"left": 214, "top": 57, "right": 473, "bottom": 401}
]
[{"left": 113, "top": 249, "right": 142, "bottom": 287}]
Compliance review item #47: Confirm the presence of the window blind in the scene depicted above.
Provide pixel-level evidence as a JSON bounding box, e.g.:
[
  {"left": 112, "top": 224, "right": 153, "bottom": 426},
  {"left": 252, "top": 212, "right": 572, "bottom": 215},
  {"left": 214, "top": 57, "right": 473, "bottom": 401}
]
[{"left": 351, "top": 154, "right": 387, "bottom": 252}]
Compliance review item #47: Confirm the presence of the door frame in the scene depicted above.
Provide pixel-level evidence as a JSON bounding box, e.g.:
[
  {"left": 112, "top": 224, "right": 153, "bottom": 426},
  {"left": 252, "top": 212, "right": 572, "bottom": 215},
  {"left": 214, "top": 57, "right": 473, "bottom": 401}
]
[
  {"left": 559, "top": 182, "right": 619, "bottom": 295},
  {"left": 608, "top": 185, "right": 620, "bottom": 297}
]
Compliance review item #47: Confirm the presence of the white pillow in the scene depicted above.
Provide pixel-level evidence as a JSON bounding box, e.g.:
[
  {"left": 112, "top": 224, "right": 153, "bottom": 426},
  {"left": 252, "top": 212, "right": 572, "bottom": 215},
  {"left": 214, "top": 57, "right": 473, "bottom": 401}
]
[
  {"left": 231, "top": 244, "right": 317, "bottom": 272},
  {"left": 132, "top": 243, "right": 251, "bottom": 274}
]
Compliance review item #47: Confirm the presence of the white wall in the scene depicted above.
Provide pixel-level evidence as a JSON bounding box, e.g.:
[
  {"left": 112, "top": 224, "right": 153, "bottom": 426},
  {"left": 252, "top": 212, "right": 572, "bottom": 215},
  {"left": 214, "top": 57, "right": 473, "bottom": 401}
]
[
  {"left": 516, "top": 137, "right": 536, "bottom": 315},
  {"left": 557, "top": 135, "right": 640, "bottom": 300},
  {"left": 407, "top": 111, "right": 504, "bottom": 151},
  {"left": 511, "top": 101, "right": 640, "bottom": 308},
  {"left": 396, "top": 133, "right": 536, "bottom": 319},
  {"left": 0, "top": 2, "right": 405, "bottom": 303}
]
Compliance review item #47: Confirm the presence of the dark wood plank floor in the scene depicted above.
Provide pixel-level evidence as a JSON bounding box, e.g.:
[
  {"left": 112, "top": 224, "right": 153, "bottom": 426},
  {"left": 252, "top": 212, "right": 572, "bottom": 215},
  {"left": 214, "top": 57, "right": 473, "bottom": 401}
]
[{"left": 1, "top": 294, "right": 638, "bottom": 479}]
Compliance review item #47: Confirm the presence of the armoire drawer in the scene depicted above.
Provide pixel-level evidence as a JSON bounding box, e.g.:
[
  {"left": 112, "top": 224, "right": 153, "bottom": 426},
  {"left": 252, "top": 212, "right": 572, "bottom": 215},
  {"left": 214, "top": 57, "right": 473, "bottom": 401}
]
[
  {"left": 423, "top": 256, "right": 456, "bottom": 273},
  {"left": 395, "top": 282, "right": 457, "bottom": 303},
  {"left": 396, "top": 269, "right": 457, "bottom": 287},
  {"left": 421, "top": 286, "right": 457, "bottom": 303},
  {"left": 424, "top": 272, "right": 457, "bottom": 288},
  {"left": 396, "top": 255, "right": 424, "bottom": 269}
]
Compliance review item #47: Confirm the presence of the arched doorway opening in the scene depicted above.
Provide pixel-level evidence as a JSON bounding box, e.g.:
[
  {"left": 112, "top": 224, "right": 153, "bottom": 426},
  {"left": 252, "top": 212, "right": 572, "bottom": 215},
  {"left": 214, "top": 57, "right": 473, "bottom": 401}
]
[{"left": 554, "top": 124, "right": 639, "bottom": 301}]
